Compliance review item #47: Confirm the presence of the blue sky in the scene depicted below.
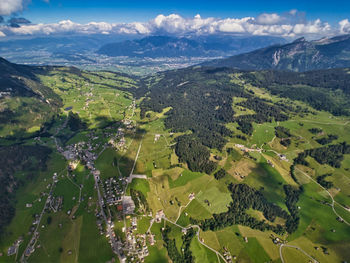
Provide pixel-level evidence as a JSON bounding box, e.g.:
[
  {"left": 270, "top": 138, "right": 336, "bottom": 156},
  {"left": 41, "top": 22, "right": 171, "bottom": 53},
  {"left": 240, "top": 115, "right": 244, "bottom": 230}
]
[
  {"left": 21, "top": 0, "right": 350, "bottom": 24},
  {"left": 1, "top": 0, "right": 349, "bottom": 38}
]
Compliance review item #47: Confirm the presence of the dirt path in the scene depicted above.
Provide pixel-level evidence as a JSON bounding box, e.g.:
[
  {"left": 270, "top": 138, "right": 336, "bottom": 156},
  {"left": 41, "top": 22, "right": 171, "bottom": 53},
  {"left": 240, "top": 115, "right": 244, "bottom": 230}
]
[{"left": 175, "top": 197, "right": 196, "bottom": 224}]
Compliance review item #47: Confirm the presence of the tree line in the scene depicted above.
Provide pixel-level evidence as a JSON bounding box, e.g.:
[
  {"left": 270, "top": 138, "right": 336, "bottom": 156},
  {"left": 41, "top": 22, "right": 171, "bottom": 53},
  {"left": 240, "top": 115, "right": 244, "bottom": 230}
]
[
  {"left": 0, "top": 144, "right": 52, "bottom": 237},
  {"left": 162, "top": 225, "right": 196, "bottom": 263},
  {"left": 243, "top": 70, "right": 350, "bottom": 116},
  {"left": 294, "top": 142, "right": 350, "bottom": 168},
  {"left": 191, "top": 183, "right": 301, "bottom": 235}
]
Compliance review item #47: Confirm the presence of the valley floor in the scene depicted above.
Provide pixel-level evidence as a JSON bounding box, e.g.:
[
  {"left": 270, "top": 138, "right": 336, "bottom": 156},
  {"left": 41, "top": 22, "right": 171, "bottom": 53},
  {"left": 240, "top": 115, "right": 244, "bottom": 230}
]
[{"left": 0, "top": 67, "right": 350, "bottom": 263}]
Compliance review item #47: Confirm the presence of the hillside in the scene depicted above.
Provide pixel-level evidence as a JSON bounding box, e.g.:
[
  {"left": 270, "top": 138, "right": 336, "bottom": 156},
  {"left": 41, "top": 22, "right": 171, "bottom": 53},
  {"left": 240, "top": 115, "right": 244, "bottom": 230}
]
[
  {"left": 203, "top": 34, "right": 350, "bottom": 72},
  {"left": 0, "top": 59, "right": 350, "bottom": 263},
  {"left": 97, "top": 35, "right": 286, "bottom": 58},
  {"left": 0, "top": 58, "right": 63, "bottom": 139}
]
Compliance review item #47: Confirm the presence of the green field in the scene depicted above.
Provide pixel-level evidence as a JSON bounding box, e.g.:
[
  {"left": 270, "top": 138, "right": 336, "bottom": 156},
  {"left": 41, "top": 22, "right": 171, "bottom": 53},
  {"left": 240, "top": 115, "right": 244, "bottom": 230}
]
[{"left": 1, "top": 64, "right": 350, "bottom": 263}]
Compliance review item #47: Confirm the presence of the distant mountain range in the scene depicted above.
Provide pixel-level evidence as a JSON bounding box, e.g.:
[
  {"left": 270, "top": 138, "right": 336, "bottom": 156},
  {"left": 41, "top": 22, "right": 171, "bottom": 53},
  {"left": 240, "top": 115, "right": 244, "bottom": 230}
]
[
  {"left": 97, "top": 35, "right": 287, "bottom": 58},
  {"left": 3, "top": 34, "right": 350, "bottom": 73},
  {"left": 0, "top": 35, "right": 136, "bottom": 54},
  {"left": 0, "top": 34, "right": 286, "bottom": 73},
  {"left": 203, "top": 34, "right": 350, "bottom": 72}
]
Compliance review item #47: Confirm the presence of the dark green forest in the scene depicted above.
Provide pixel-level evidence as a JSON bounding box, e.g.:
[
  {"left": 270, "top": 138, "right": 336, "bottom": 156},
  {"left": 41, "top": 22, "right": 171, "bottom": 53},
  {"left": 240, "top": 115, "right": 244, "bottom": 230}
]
[
  {"left": 192, "top": 183, "right": 300, "bottom": 234},
  {"left": 0, "top": 145, "right": 52, "bottom": 237},
  {"left": 243, "top": 69, "right": 350, "bottom": 115}
]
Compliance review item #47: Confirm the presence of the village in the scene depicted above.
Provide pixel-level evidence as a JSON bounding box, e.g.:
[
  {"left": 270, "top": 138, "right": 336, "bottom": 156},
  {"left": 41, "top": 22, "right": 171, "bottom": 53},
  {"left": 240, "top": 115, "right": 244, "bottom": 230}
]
[
  {"left": 6, "top": 97, "right": 153, "bottom": 262},
  {"left": 60, "top": 102, "right": 153, "bottom": 263}
]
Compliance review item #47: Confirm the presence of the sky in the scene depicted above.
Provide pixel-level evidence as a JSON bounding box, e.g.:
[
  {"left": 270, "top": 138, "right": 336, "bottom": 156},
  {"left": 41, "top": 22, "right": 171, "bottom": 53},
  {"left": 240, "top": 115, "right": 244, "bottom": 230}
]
[
  {"left": 15, "top": 0, "right": 350, "bottom": 24},
  {"left": 0, "top": 0, "right": 350, "bottom": 38}
]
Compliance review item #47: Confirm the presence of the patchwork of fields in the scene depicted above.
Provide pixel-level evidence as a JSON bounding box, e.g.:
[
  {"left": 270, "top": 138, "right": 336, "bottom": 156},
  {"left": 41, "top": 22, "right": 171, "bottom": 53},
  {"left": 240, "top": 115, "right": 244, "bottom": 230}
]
[{"left": 0, "top": 66, "right": 350, "bottom": 263}]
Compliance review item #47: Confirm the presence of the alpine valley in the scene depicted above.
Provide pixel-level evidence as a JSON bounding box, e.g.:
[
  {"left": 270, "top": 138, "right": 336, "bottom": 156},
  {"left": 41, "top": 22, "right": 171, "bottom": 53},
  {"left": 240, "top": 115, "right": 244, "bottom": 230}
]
[{"left": 0, "top": 32, "right": 350, "bottom": 263}]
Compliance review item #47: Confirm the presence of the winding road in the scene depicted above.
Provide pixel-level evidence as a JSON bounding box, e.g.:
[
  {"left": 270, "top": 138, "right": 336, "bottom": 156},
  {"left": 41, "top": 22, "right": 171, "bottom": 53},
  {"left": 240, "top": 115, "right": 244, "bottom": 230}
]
[
  {"left": 236, "top": 139, "right": 350, "bottom": 263},
  {"left": 162, "top": 216, "right": 228, "bottom": 263},
  {"left": 294, "top": 167, "right": 350, "bottom": 226},
  {"left": 279, "top": 244, "right": 318, "bottom": 263}
]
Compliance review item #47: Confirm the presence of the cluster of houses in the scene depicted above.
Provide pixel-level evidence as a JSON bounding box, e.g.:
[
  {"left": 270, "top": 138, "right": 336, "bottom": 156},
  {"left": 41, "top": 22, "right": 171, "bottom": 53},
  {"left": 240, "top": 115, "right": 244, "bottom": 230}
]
[
  {"left": 277, "top": 153, "right": 288, "bottom": 161},
  {"left": 102, "top": 177, "right": 126, "bottom": 206},
  {"left": 7, "top": 237, "right": 23, "bottom": 256},
  {"left": 69, "top": 128, "right": 140, "bottom": 262},
  {"left": 223, "top": 248, "right": 236, "bottom": 263},
  {"left": 24, "top": 234, "right": 38, "bottom": 257},
  {"left": 270, "top": 234, "right": 287, "bottom": 245},
  {"left": 18, "top": 174, "right": 59, "bottom": 258},
  {"left": 0, "top": 91, "right": 11, "bottom": 98},
  {"left": 124, "top": 217, "right": 149, "bottom": 262},
  {"left": 49, "top": 196, "right": 63, "bottom": 213},
  {"left": 5, "top": 102, "right": 142, "bottom": 260},
  {"left": 235, "top": 144, "right": 262, "bottom": 153},
  {"left": 94, "top": 209, "right": 112, "bottom": 236},
  {"left": 123, "top": 119, "right": 136, "bottom": 131},
  {"left": 108, "top": 127, "right": 126, "bottom": 150},
  {"left": 62, "top": 141, "right": 98, "bottom": 162},
  {"left": 155, "top": 210, "right": 165, "bottom": 223}
]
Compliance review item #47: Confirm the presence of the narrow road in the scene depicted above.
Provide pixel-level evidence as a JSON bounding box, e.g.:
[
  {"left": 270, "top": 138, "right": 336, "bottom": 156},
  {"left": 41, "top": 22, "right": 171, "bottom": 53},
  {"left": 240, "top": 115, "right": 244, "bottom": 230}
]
[
  {"left": 237, "top": 141, "right": 350, "bottom": 262},
  {"left": 88, "top": 101, "right": 137, "bottom": 262},
  {"left": 147, "top": 219, "right": 154, "bottom": 234},
  {"left": 162, "top": 217, "right": 228, "bottom": 263},
  {"left": 175, "top": 199, "right": 194, "bottom": 224},
  {"left": 121, "top": 138, "right": 144, "bottom": 236},
  {"left": 127, "top": 174, "right": 147, "bottom": 183},
  {"left": 294, "top": 167, "right": 350, "bottom": 226},
  {"left": 20, "top": 174, "right": 58, "bottom": 262},
  {"left": 53, "top": 116, "right": 68, "bottom": 136},
  {"left": 279, "top": 244, "right": 318, "bottom": 263},
  {"left": 174, "top": 191, "right": 203, "bottom": 224},
  {"left": 243, "top": 142, "right": 350, "bottom": 223},
  {"left": 129, "top": 139, "right": 143, "bottom": 178},
  {"left": 92, "top": 169, "right": 122, "bottom": 260}
]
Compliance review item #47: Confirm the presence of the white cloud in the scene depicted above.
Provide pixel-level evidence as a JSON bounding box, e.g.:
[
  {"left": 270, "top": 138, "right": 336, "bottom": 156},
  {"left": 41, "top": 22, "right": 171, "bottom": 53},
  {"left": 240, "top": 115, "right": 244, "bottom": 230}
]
[
  {"left": 0, "top": 0, "right": 24, "bottom": 16},
  {"left": 256, "top": 13, "right": 282, "bottom": 25},
  {"left": 289, "top": 9, "right": 298, "bottom": 16},
  {"left": 0, "top": 12, "right": 346, "bottom": 38},
  {"left": 339, "top": 19, "right": 350, "bottom": 34},
  {"left": 292, "top": 19, "right": 331, "bottom": 35},
  {"left": 218, "top": 21, "right": 245, "bottom": 33},
  {"left": 151, "top": 14, "right": 186, "bottom": 33},
  {"left": 0, "top": 31, "right": 5, "bottom": 37}
]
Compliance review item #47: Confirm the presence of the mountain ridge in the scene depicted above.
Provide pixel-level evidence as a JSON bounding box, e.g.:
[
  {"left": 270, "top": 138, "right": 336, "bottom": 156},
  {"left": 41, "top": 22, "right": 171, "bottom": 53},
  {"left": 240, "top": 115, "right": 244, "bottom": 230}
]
[
  {"left": 203, "top": 34, "right": 350, "bottom": 72},
  {"left": 97, "top": 35, "right": 287, "bottom": 58}
]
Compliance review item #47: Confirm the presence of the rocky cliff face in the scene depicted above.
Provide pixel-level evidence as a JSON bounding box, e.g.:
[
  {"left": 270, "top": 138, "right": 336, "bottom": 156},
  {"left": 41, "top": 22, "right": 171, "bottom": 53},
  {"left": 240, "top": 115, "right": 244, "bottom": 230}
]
[{"left": 203, "top": 34, "right": 350, "bottom": 72}]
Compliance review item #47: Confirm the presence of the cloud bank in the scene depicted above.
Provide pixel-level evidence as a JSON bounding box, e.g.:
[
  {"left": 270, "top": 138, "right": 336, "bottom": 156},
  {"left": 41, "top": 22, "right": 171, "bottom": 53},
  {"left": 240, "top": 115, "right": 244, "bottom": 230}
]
[
  {"left": 0, "top": 0, "right": 25, "bottom": 16},
  {"left": 0, "top": 11, "right": 348, "bottom": 38}
]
